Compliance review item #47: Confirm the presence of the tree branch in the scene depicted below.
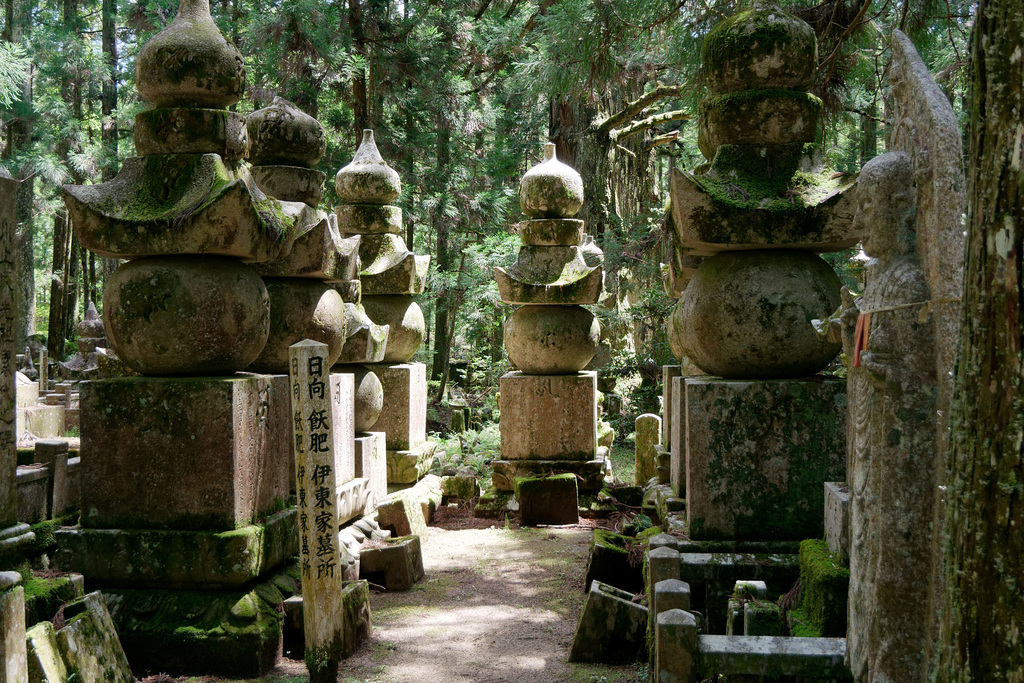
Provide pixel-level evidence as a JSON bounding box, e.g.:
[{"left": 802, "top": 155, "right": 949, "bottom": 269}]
[
  {"left": 594, "top": 84, "right": 683, "bottom": 133},
  {"left": 610, "top": 109, "right": 689, "bottom": 142}
]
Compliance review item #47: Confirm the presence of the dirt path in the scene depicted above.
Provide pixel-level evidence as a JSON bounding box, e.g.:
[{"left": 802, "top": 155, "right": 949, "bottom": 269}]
[{"left": 183, "top": 511, "right": 639, "bottom": 683}]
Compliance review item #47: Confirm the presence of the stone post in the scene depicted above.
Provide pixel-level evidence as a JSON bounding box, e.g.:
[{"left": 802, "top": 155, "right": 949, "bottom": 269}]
[
  {"left": 656, "top": 609, "right": 698, "bottom": 683},
  {"left": 634, "top": 413, "right": 661, "bottom": 485},
  {"left": 288, "top": 340, "right": 345, "bottom": 682},
  {"left": 654, "top": 578, "right": 692, "bottom": 616},
  {"left": 0, "top": 570, "right": 28, "bottom": 683},
  {"left": 647, "top": 546, "right": 681, "bottom": 600},
  {"left": 35, "top": 440, "right": 69, "bottom": 518},
  {"left": 37, "top": 349, "right": 47, "bottom": 392}
]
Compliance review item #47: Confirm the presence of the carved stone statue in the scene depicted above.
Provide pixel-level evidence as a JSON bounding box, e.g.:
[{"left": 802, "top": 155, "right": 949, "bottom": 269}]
[{"left": 845, "top": 152, "right": 939, "bottom": 681}]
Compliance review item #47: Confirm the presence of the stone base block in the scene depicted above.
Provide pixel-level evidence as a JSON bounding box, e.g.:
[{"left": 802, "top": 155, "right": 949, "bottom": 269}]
[
  {"left": 79, "top": 375, "right": 291, "bottom": 531},
  {"left": 359, "top": 535, "right": 424, "bottom": 591},
  {"left": 386, "top": 440, "right": 437, "bottom": 484},
  {"left": 54, "top": 509, "right": 297, "bottom": 589},
  {"left": 355, "top": 432, "right": 387, "bottom": 506},
  {"left": 376, "top": 475, "right": 442, "bottom": 538},
  {"left": 281, "top": 580, "right": 371, "bottom": 660},
  {"left": 104, "top": 562, "right": 301, "bottom": 678},
  {"left": 824, "top": 482, "right": 850, "bottom": 565},
  {"left": 51, "top": 592, "right": 135, "bottom": 683},
  {"left": 568, "top": 580, "right": 647, "bottom": 664},
  {"left": 366, "top": 363, "right": 427, "bottom": 451},
  {"left": 516, "top": 474, "right": 578, "bottom": 526},
  {"left": 491, "top": 458, "right": 605, "bottom": 492},
  {"left": 440, "top": 474, "right": 479, "bottom": 501},
  {"left": 499, "top": 371, "right": 597, "bottom": 461},
  {"left": 685, "top": 377, "right": 846, "bottom": 541}
]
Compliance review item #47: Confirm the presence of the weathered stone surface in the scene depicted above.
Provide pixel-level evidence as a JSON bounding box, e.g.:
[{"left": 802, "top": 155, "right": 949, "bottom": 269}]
[
  {"left": 375, "top": 474, "right": 442, "bottom": 537},
  {"left": 334, "top": 278, "right": 361, "bottom": 304},
  {"left": 361, "top": 296, "right": 424, "bottom": 363},
  {"left": 668, "top": 151, "right": 857, "bottom": 256},
  {"left": 498, "top": 371, "right": 597, "bottom": 461},
  {"left": 824, "top": 482, "right": 849, "bottom": 564},
  {"left": 385, "top": 440, "right": 437, "bottom": 485},
  {"left": 440, "top": 474, "right": 479, "bottom": 501},
  {"left": 516, "top": 218, "right": 584, "bottom": 246},
  {"left": 516, "top": 474, "right": 578, "bottom": 526},
  {"left": 103, "top": 255, "right": 270, "bottom": 375},
  {"left": 656, "top": 609, "right": 698, "bottom": 683},
  {"left": 336, "top": 304, "right": 388, "bottom": 365},
  {"left": 504, "top": 305, "right": 599, "bottom": 374},
  {"left": 490, "top": 458, "right": 605, "bottom": 492},
  {"left": 698, "top": 90, "right": 821, "bottom": 158},
  {"left": 584, "top": 530, "right": 644, "bottom": 594},
  {"left": 63, "top": 154, "right": 299, "bottom": 262},
  {"left": 248, "top": 279, "right": 346, "bottom": 374},
  {"left": 670, "top": 376, "right": 685, "bottom": 496},
  {"left": 568, "top": 580, "right": 647, "bottom": 663},
  {"left": 330, "top": 372, "right": 356, "bottom": 484},
  {"left": 653, "top": 579, "right": 691, "bottom": 616},
  {"left": 53, "top": 592, "right": 134, "bottom": 683},
  {"left": 1, "top": 573, "right": 27, "bottom": 682},
  {"left": 336, "top": 478, "right": 370, "bottom": 527},
  {"left": 519, "top": 143, "right": 583, "bottom": 219},
  {"left": 254, "top": 219, "right": 356, "bottom": 282},
  {"left": 354, "top": 432, "right": 386, "bottom": 507},
  {"left": 246, "top": 97, "right": 326, "bottom": 167},
  {"left": 345, "top": 366, "right": 383, "bottom": 433},
  {"left": 495, "top": 246, "right": 603, "bottom": 305},
  {"left": 335, "top": 130, "right": 401, "bottom": 205},
  {"left": 27, "top": 621, "right": 67, "bottom": 683},
  {"left": 104, "top": 563, "right": 299, "bottom": 678},
  {"left": 368, "top": 362, "right": 426, "bottom": 451},
  {"left": 250, "top": 165, "right": 326, "bottom": 206},
  {"left": 701, "top": 3, "right": 817, "bottom": 94},
  {"left": 671, "top": 250, "right": 841, "bottom": 378},
  {"left": 358, "top": 234, "right": 428, "bottom": 295},
  {"left": 134, "top": 107, "right": 247, "bottom": 158},
  {"left": 135, "top": 0, "right": 244, "bottom": 109},
  {"left": 358, "top": 535, "right": 424, "bottom": 591},
  {"left": 662, "top": 365, "right": 681, "bottom": 445},
  {"left": 845, "top": 149, "right": 948, "bottom": 681},
  {"left": 335, "top": 204, "right": 402, "bottom": 235},
  {"left": 634, "top": 413, "right": 661, "bottom": 486},
  {"left": 79, "top": 375, "right": 290, "bottom": 530},
  {"left": 283, "top": 580, "right": 371, "bottom": 659},
  {"left": 697, "top": 635, "right": 849, "bottom": 678},
  {"left": 685, "top": 377, "right": 846, "bottom": 540},
  {"left": 55, "top": 509, "right": 297, "bottom": 588}
]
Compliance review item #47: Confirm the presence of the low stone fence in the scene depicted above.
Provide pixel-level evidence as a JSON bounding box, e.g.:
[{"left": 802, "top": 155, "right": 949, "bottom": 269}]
[{"left": 15, "top": 440, "right": 80, "bottom": 524}]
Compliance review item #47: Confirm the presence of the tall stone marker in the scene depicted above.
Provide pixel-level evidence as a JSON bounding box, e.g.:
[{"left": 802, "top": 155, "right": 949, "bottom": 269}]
[{"left": 288, "top": 340, "right": 345, "bottom": 682}]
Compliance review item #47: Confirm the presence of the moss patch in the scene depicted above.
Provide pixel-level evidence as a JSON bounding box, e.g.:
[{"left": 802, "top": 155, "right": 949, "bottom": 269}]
[{"left": 798, "top": 538, "right": 849, "bottom": 636}]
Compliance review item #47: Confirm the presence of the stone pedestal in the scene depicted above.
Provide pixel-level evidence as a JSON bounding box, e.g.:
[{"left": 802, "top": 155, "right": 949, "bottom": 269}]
[
  {"left": 685, "top": 377, "right": 846, "bottom": 540},
  {"left": 354, "top": 432, "right": 387, "bottom": 507},
  {"left": 79, "top": 375, "right": 291, "bottom": 530},
  {"left": 368, "top": 362, "right": 426, "bottom": 451},
  {"left": 498, "top": 371, "right": 597, "bottom": 460}
]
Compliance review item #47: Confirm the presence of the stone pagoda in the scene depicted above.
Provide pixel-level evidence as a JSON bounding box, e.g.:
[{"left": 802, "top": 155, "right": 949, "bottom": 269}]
[
  {"left": 492, "top": 143, "right": 607, "bottom": 519},
  {"left": 57, "top": 0, "right": 312, "bottom": 675},
  {"left": 664, "top": 2, "right": 853, "bottom": 540},
  {"left": 334, "top": 131, "right": 435, "bottom": 489}
]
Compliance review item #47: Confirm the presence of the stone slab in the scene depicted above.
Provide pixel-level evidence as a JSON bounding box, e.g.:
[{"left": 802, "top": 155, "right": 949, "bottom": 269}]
[
  {"left": 16, "top": 405, "right": 65, "bottom": 442},
  {"left": 337, "top": 478, "right": 371, "bottom": 527},
  {"left": 255, "top": 219, "right": 357, "bottom": 282},
  {"left": 824, "top": 482, "right": 850, "bottom": 565},
  {"left": 79, "top": 375, "right": 291, "bottom": 531},
  {"left": 375, "top": 474, "right": 442, "bottom": 538},
  {"left": 685, "top": 377, "right": 846, "bottom": 540},
  {"left": 697, "top": 635, "right": 850, "bottom": 678},
  {"left": 330, "top": 372, "right": 356, "bottom": 484},
  {"left": 670, "top": 376, "right": 684, "bottom": 497},
  {"left": 358, "top": 535, "right": 424, "bottom": 591},
  {"left": 385, "top": 440, "right": 437, "bottom": 485},
  {"left": 634, "top": 413, "right": 661, "bottom": 485},
  {"left": 498, "top": 371, "right": 597, "bottom": 461},
  {"left": 516, "top": 474, "right": 578, "bottom": 526},
  {"left": 1, "top": 573, "right": 27, "bottom": 683},
  {"left": 53, "top": 592, "right": 134, "bottom": 683},
  {"left": 568, "top": 580, "right": 647, "bottom": 664},
  {"left": 354, "top": 432, "right": 387, "bottom": 508},
  {"left": 366, "top": 363, "right": 426, "bottom": 452},
  {"left": 490, "top": 458, "right": 605, "bottom": 492},
  {"left": 54, "top": 509, "right": 298, "bottom": 589},
  {"left": 27, "top": 620, "right": 68, "bottom": 683}
]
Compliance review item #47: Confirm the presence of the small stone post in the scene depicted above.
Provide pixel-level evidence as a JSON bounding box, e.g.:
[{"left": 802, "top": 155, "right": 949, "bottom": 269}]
[
  {"left": 37, "top": 349, "right": 47, "bottom": 392},
  {"left": 634, "top": 413, "right": 661, "bottom": 485},
  {"left": 656, "top": 609, "right": 698, "bottom": 683},
  {"left": 35, "top": 440, "right": 69, "bottom": 518},
  {"left": 288, "top": 340, "right": 345, "bottom": 682},
  {"left": 0, "top": 571, "right": 28, "bottom": 682}
]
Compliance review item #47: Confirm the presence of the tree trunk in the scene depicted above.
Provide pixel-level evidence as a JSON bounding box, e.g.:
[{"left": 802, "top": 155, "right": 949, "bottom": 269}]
[
  {"left": 430, "top": 128, "right": 452, "bottom": 397},
  {"left": 936, "top": 0, "right": 1024, "bottom": 678},
  {"left": 101, "top": 0, "right": 118, "bottom": 180},
  {"left": 348, "top": 0, "right": 368, "bottom": 141},
  {"left": 46, "top": 212, "right": 72, "bottom": 358}
]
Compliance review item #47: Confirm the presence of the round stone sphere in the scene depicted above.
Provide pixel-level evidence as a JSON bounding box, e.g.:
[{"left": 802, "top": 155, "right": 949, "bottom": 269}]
[
  {"left": 335, "top": 129, "right": 401, "bottom": 205},
  {"left": 136, "top": 0, "right": 246, "bottom": 108},
  {"left": 360, "top": 295, "right": 425, "bottom": 363},
  {"left": 670, "top": 250, "right": 841, "bottom": 379},
  {"left": 351, "top": 366, "right": 383, "bottom": 433},
  {"left": 104, "top": 255, "right": 269, "bottom": 375},
  {"left": 504, "top": 305, "right": 600, "bottom": 374},
  {"left": 519, "top": 143, "right": 584, "bottom": 219},
  {"left": 700, "top": 3, "right": 818, "bottom": 94},
  {"left": 249, "top": 279, "right": 347, "bottom": 374},
  {"left": 247, "top": 97, "right": 326, "bottom": 167}
]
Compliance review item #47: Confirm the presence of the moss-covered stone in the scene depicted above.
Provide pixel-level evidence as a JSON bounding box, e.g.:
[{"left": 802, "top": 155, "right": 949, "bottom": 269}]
[
  {"left": 335, "top": 203, "right": 403, "bottom": 235},
  {"left": 504, "top": 305, "right": 600, "bottom": 374},
  {"left": 584, "top": 530, "right": 644, "bottom": 594},
  {"left": 518, "top": 143, "right": 584, "bottom": 219},
  {"left": 516, "top": 473, "right": 579, "bottom": 526},
  {"left": 516, "top": 218, "right": 584, "bottom": 246},
  {"left": 247, "top": 278, "right": 346, "bottom": 374},
  {"left": 134, "top": 107, "right": 247, "bottom": 158},
  {"left": 473, "top": 486, "right": 515, "bottom": 519},
  {"left": 246, "top": 97, "right": 326, "bottom": 167},
  {"left": 23, "top": 574, "right": 83, "bottom": 626},
  {"left": 335, "top": 130, "right": 401, "bottom": 205},
  {"left": 798, "top": 538, "right": 849, "bottom": 637},
  {"left": 698, "top": 89, "right": 822, "bottom": 158}
]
